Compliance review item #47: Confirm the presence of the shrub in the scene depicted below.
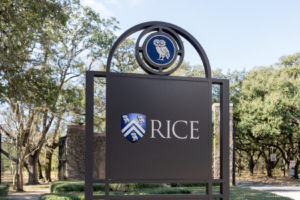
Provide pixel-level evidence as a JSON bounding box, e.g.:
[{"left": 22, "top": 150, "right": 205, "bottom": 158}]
[
  {"left": 51, "top": 181, "right": 163, "bottom": 193},
  {"left": 110, "top": 183, "right": 163, "bottom": 192},
  {"left": 51, "top": 181, "right": 104, "bottom": 193},
  {"left": 169, "top": 183, "right": 219, "bottom": 187},
  {"left": 41, "top": 186, "right": 294, "bottom": 200},
  {"left": 41, "top": 193, "right": 84, "bottom": 200},
  {"left": 0, "top": 184, "right": 9, "bottom": 198},
  {"left": 41, "top": 188, "right": 192, "bottom": 200}
]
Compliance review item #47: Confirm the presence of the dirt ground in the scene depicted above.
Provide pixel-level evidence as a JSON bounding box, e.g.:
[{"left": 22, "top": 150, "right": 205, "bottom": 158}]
[
  {"left": 1, "top": 170, "right": 58, "bottom": 200},
  {"left": 236, "top": 170, "right": 300, "bottom": 185},
  {"left": 1, "top": 170, "right": 58, "bottom": 191}
]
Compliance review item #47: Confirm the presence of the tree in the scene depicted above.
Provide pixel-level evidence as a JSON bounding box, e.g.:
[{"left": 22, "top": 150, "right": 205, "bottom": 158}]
[
  {"left": 0, "top": 0, "right": 69, "bottom": 190},
  {"left": 234, "top": 56, "right": 300, "bottom": 177},
  {"left": 276, "top": 52, "right": 300, "bottom": 178},
  {"left": 0, "top": 0, "right": 119, "bottom": 189},
  {"left": 235, "top": 137, "right": 261, "bottom": 176}
]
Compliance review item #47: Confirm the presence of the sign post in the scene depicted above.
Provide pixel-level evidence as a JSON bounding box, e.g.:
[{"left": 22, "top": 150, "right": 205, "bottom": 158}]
[{"left": 85, "top": 21, "right": 230, "bottom": 200}]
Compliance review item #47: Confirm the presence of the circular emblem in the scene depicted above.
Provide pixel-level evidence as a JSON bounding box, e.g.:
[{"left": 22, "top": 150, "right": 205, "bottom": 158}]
[
  {"left": 144, "top": 34, "right": 177, "bottom": 69},
  {"left": 135, "top": 25, "right": 185, "bottom": 75}
]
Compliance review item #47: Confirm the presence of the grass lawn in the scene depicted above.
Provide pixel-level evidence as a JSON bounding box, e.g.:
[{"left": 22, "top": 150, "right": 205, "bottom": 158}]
[{"left": 41, "top": 181, "right": 293, "bottom": 200}]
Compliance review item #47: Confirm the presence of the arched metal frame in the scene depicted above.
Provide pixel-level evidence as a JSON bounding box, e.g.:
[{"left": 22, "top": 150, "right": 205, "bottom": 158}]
[
  {"left": 86, "top": 21, "right": 230, "bottom": 200},
  {"left": 106, "top": 21, "right": 212, "bottom": 78}
]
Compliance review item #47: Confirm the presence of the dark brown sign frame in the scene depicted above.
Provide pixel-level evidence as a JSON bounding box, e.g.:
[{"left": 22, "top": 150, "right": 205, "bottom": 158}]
[{"left": 85, "top": 21, "right": 230, "bottom": 200}]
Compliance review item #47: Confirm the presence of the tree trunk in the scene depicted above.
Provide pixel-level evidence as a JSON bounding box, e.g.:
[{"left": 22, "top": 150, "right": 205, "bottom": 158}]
[
  {"left": 14, "top": 160, "right": 24, "bottom": 191},
  {"left": 38, "top": 159, "right": 44, "bottom": 180},
  {"left": 261, "top": 146, "right": 272, "bottom": 177},
  {"left": 45, "top": 147, "right": 54, "bottom": 182},
  {"left": 247, "top": 153, "right": 255, "bottom": 176},
  {"left": 293, "top": 140, "right": 300, "bottom": 179},
  {"left": 289, "top": 135, "right": 294, "bottom": 160},
  {"left": 238, "top": 150, "right": 242, "bottom": 176},
  {"left": 248, "top": 164, "right": 254, "bottom": 176},
  {"left": 26, "top": 151, "right": 41, "bottom": 184},
  {"left": 266, "top": 163, "right": 272, "bottom": 177},
  {"left": 19, "top": 161, "right": 24, "bottom": 190},
  {"left": 44, "top": 114, "right": 61, "bottom": 182},
  {"left": 260, "top": 160, "right": 264, "bottom": 174},
  {"left": 294, "top": 160, "right": 299, "bottom": 179},
  {"left": 10, "top": 160, "right": 14, "bottom": 175}
]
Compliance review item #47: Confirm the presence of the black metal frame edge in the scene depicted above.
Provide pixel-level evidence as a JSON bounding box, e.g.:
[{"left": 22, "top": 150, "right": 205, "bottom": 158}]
[
  {"left": 85, "top": 21, "right": 229, "bottom": 200},
  {"left": 85, "top": 71, "right": 229, "bottom": 200},
  {"left": 106, "top": 21, "right": 211, "bottom": 78}
]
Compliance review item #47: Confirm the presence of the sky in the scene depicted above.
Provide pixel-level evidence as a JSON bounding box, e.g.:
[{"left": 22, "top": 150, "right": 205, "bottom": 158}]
[{"left": 81, "top": 0, "right": 300, "bottom": 73}]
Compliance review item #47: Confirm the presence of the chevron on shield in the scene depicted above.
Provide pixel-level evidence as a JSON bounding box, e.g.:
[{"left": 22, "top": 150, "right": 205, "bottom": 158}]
[{"left": 121, "top": 113, "right": 146, "bottom": 143}]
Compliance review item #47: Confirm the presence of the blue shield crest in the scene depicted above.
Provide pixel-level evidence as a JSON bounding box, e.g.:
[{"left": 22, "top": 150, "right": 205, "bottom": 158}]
[{"left": 121, "top": 113, "right": 146, "bottom": 143}]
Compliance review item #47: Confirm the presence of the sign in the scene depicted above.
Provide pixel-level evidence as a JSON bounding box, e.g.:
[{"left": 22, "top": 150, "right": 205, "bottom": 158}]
[
  {"left": 85, "top": 21, "right": 230, "bottom": 200},
  {"left": 270, "top": 153, "right": 277, "bottom": 162},
  {"left": 290, "top": 160, "right": 295, "bottom": 168},
  {"left": 109, "top": 76, "right": 209, "bottom": 180},
  {"left": 289, "top": 169, "right": 295, "bottom": 176}
]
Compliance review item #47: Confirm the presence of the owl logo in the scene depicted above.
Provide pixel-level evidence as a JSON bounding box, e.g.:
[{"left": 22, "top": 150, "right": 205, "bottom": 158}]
[{"left": 153, "top": 39, "right": 170, "bottom": 61}]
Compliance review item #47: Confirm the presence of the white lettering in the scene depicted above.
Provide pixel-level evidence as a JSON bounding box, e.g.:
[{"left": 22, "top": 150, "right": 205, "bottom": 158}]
[
  {"left": 166, "top": 120, "right": 171, "bottom": 138},
  {"left": 151, "top": 120, "right": 166, "bottom": 138},
  {"left": 172, "top": 120, "right": 188, "bottom": 139},
  {"left": 190, "top": 121, "right": 199, "bottom": 139}
]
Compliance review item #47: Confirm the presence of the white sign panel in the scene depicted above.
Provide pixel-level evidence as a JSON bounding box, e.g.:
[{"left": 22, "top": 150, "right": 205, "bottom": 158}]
[
  {"left": 270, "top": 153, "right": 277, "bottom": 162},
  {"left": 289, "top": 169, "right": 295, "bottom": 176},
  {"left": 290, "top": 160, "right": 296, "bottom": 168}
]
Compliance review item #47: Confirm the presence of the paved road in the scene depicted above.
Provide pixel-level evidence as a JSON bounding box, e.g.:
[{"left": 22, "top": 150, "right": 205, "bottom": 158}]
[
  {"left": 237, "top": 180, "right": 300, "bottom": 200},
  {"left": 7, "top": 189, "right": 49, "bottom": 200}
]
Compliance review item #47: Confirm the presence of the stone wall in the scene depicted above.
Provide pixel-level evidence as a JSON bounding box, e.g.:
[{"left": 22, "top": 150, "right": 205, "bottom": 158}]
[
  {"left": 60, "top": 125, "right": 105, "bottom": 180},
  {"left": 212, "top": 103, "right": 233, "bottom": 185}
]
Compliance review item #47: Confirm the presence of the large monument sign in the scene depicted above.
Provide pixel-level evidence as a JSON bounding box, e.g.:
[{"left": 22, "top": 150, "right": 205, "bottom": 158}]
[{"left": 85, "top": 21, "right": 230, "bottom": 200}]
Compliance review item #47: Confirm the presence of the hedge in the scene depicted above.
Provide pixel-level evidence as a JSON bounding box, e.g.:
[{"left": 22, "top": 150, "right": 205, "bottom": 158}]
[
  {"left": 0, "top": 184, "right": 9, "bottom": 200},
  {"left": 41, "top": 188, "right": 193, "bottom": 200},
  {"left": 41, "top": 184, "right": 293, "bottom": 200},
  {"left": 51, "top": 181, "right": 164, "bottom": 193},
  {"left": 51, "top": 181, "right": 104, "bottom": 193}
]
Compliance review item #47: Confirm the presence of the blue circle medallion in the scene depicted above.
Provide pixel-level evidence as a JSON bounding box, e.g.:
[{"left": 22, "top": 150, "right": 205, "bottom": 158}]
[{"left": 145, "top": 34, "right": 176, "bottom": 67}]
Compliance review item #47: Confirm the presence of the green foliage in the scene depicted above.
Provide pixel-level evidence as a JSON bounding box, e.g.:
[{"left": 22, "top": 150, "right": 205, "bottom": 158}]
[
  {"left": 41, "top": 193, "right": 81, "bottom": 200},
  {"left": 41, "top": 186, "right": 292, "bottom": 200},
  {"left": 278, "top": 52, "right": 300, "bottom": 68},
  {"left": 0, "top": 184, "right": 9, "bottom": 198},
  {"left": 109, "top": 183, "right": 164, "bottom": 192},
  {"left": 0, "top": 0, "right": 119, "bottom": 110},
  {"left": 169, "top": 183, "right": 219, "bottom": 187},
  {"left": 0, "top": 0, "right": 120, "bottom": 189},
  {"left": 0, "top": 0, "right": 69, "bottom": 103},
  {"left": 50, "top": 181, "right": 163, "bottom": 193},
  {"left": 51, "top": 181, "right": 104, "bottom": 193},
  {"left": 236, "top": 64, "right": 300, "bottom": 138},
  {"left": 233, "top": 52, "right": 300, "bottom": 177},
  {"left": 111, "top": 38, "right": 140, "bottom": 73}
]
